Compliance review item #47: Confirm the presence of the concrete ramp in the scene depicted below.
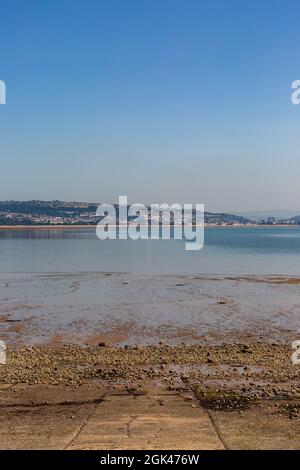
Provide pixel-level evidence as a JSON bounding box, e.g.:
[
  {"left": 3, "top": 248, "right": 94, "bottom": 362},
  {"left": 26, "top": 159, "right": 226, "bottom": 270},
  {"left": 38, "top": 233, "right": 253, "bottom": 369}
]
[{"left": 66, "top": 390, "right": 224, "bottom": 450}]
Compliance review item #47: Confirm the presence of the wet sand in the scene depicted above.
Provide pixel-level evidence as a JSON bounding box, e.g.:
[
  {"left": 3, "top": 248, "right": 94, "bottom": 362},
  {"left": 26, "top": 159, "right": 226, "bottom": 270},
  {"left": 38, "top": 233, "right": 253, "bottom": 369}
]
[
  {"left": 0, "top": 273, "right": 299, "bottom": 449},
  {"left": 0, "top": 341, "right": 299, "bottom": 449},
  {"left": 1, "top": 342, "right": 299, "bottom": 401},
  {"left": 1, "top": 272, "right": 300, "bottom": 347}
]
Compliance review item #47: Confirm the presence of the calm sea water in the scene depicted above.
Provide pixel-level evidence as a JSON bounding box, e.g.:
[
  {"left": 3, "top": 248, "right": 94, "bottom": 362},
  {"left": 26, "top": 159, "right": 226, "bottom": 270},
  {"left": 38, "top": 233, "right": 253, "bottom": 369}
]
[
  {"left": 1, "top": 226, "right": 300, "bottom": 345},
  {"left": 1, "top": 226, "right": 300, "bottom": 275}
]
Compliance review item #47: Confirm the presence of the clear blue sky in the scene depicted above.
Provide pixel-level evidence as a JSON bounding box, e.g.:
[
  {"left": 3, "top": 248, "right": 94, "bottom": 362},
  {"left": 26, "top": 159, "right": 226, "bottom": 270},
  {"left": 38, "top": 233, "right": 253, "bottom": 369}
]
[{"left": 0, "top": 0, "right": 299, "bottom": 211}]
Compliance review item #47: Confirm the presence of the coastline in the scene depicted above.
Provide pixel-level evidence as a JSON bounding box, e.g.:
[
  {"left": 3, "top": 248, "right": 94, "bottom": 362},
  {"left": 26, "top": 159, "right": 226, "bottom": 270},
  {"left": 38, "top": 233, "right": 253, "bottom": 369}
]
[
  {"left": 0, "top": 241, "right": 299, "bottom": 448},
  {"left": 0, "top": 223, "right": 299, "bottom": 230},
  {"left": 0, "top": 270, "right": 299, "bottom": 449}
]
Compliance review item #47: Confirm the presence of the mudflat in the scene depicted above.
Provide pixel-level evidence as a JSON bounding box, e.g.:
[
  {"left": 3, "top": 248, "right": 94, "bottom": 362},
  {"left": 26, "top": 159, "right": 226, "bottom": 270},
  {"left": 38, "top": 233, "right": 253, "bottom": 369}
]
[
  {"left": 0, "top": 270, "right": 299, "bottom": 449},
  {"left": 1, "top": 272, "right": 300, "bottom": 347}
]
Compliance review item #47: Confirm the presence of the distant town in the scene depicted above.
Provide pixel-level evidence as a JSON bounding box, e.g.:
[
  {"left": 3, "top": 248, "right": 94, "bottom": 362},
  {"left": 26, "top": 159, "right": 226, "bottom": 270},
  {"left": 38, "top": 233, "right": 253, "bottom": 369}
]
[{"left": 0, "top": 200, "right": 300, "bottom": 226}]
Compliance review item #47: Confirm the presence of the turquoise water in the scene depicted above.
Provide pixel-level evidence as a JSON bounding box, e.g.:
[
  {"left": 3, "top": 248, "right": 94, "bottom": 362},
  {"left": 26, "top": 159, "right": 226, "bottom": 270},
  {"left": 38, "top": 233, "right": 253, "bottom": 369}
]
[{"left": 1, "top": 226, "right": 300, "bottom": 275}]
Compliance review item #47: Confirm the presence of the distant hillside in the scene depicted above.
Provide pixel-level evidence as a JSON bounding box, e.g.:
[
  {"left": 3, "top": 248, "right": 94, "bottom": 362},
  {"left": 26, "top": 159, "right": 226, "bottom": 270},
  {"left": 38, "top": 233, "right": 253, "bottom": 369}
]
[
  {"left": 0, "top": 200, "right": 253, "bottom": 226},
  {"left": 0, "top": 200, "right": 97, "bottom": 215},
  {"left": 0, "top": 200, "right": 99, "bottom": 225},
  {"left": 237, "top": 210, "right": 300, "bottom": 221},
  {"left": 204, "top": 211, "right": 251, "bottom": 225},
  {"left": 289, "top": 215, "right": 300, "bottom": 224}
]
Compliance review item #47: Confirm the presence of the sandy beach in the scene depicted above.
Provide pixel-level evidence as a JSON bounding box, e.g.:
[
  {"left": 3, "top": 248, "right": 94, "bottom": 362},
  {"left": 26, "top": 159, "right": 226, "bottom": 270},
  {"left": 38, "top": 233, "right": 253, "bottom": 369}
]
[
  {"left": 0, "top": 340, "right": 299, "bottom": 449},
  {"left": 1, "top": 272, "right": 300, "bottom": 347},
  {"left": 1, "top": 229, "right": 300, "bottom": 449},
  {"left": 0, "top": 224, "right": 296, "bottom": 231},
  {"left": 0, "top": 272, "right": 299, "bottom": 449}
]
